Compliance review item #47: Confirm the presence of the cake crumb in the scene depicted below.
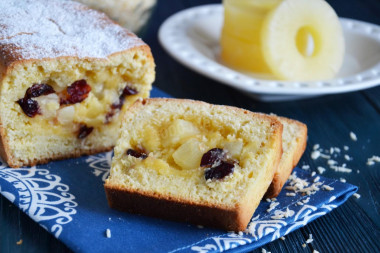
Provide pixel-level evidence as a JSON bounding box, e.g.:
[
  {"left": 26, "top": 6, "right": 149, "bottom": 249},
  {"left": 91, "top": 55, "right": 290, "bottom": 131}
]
[
  {"left": 106, "top": 229, "right": 111, "bottom": 238},
  {"left": 322, "top": 185, "right": 334, "bottom": 191},
  {"left": 353, "top": 193, "right": 361, "bottom": 199},
  {"left": 280, "top": 236, "right": 286, "bottom": 241},
  {"left": 350, "top": 132, "right": 357, "bottom": 141},
  {"left": 16, "top": 239, "right": 23, "bottom": 245},
  {"left": 302, "top": 243, "right": 307, "bottom": 248},
  {"left": 317, "top": 166, "right": 326, "bottom": 174}
]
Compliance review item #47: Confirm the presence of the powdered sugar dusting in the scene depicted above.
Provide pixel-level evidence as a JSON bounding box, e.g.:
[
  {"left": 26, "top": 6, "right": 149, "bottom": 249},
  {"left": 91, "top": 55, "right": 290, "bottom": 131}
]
[{"left": 0, "top": 0, "right": 145, "bottom": 65}]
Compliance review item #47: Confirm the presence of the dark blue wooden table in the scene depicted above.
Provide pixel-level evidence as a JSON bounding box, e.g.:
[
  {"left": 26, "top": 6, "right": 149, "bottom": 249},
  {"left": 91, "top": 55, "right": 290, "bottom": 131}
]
[{"left": 1, "top": 0, "right": 379, "bottom": 252}]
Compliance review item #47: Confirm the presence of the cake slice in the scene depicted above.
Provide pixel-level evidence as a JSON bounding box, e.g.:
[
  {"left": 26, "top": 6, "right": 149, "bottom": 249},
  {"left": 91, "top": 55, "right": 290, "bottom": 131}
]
[
  {"left": 105, "top": 98, "right": 283, "bottom": 231},
  {"left": 265, "top": 116, "right": 307, "bottom": 198},
  {"left": 0, "top": 0, "right": 155, "bottom": 167}
]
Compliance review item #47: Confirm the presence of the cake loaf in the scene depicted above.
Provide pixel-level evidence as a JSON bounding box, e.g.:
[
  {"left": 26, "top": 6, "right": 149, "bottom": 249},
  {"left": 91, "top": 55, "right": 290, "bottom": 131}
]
[
  {"left": 0, "top": 0, "right": 155, "bottom": 167},
  {"left": 105, "top": 98, "right": 283, "bottom": 231}
]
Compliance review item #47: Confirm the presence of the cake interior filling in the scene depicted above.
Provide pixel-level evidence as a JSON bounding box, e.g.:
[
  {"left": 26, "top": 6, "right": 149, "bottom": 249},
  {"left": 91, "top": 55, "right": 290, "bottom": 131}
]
[
  {"left": 15, "top": 70, "right": 141, "bottom": 139},
  {"left": 124, "top": 118, "right": 264, "bottom": 182}
]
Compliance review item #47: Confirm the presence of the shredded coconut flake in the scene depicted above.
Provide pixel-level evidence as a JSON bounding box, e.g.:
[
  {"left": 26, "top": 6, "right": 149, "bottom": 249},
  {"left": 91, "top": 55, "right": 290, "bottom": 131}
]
[
  {"left": 327, "top": 159, "right": 337, "bottom": 165},
  {"left": 106, "top": 229, "right": 111, "bottom": 238},
  {"left": 350, "top": 132, "right": 357, "bottom": 141},
  {"left": 330, "top": 165, "right": 352, "bottom": 173},
  {"left": 267, "top": 202, "right": 280, "bottom": 212},
  {"left": 311, "top": 171, "right": 316, "bottom": 177},
  {"left": 353, "top": 193, "right": 361, "bottom": 199},
  {"left": 280, "top": 236, "right": 286, "bottom": 241},
  {"left": 313, "top": 144, "right": 320, "bottom": 150},
  {"left": 317, "top": 166, "right": 326, "bottom": 174},
  {"left": 340, "top": 178, "right": 346, "bottom": 183},
  {"left": 271, "top": 208, "right": 295, "bottom": 220},
  {"left": 344, "top": 145, "right": 349, "bottom": 151},
  {"left": 306, "top": 234, "right": 313, "bottom": 244},
  {"left": 302, "top": 165, "right": 310, "bottom": 170},
  {"left": 311, "top": 150, "right": 320, "bottom": 160},
  {"left": 286, "top": 192, "right": 296, "bottom": 197},
  {"left": 322, "top": 185, "right": 334, "bottom": 191},
  {"left": 367, "top": 156, "right": 380, "bottom": 166}
]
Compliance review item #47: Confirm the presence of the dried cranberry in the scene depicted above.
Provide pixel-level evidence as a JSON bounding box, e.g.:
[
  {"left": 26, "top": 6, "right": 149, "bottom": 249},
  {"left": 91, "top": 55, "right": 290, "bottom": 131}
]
[
  {"left": 111, "top": 99, "right": 124, "bottom": 110},
  {"left": 122, "top": 86, "right": 138, "bottom": 96},
  {"left": 26, "top": 83, "right": 55, "bottom": 98},
  {"left": 204, "top": 161, "right": 235, "bottom": 180},
  {"left": 60, "top": 79, "right": 91, "bottom": 105},
  {"left": 104, "top": 85, "right": 138, "bottom": 124},
  {"left": 126, "top": 149, "right": 148, "bottom": 159},
  {"left": 200, "top": 148, "right": 225, "bottom": 167},
  {"left": 77, "top": 124, "right": 93, "bottom": 139},
  {"left": 17, "top": 98, "right": 40, "bottom": 117}
]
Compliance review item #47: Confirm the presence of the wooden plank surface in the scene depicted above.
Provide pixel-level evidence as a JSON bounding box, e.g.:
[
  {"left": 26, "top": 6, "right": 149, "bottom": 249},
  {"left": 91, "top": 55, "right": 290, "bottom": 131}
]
[{"left": 1, "top": 0, "right": 380, "bottom": 252}]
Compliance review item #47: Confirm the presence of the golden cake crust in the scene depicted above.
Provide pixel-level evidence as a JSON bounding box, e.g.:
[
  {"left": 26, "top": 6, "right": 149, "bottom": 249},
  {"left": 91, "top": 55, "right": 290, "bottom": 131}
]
[
  {"left": 105, "top": 98, "right": 283, "bottom": 231},
  {"left": 265, "top": 117, "right": 307, "bottom": 198}
]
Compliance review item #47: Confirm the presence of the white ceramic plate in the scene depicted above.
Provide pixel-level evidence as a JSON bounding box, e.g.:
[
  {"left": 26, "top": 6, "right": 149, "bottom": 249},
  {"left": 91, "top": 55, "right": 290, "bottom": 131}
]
[{"left": 158, "top": 4, "right": 380, "bottom": 102}]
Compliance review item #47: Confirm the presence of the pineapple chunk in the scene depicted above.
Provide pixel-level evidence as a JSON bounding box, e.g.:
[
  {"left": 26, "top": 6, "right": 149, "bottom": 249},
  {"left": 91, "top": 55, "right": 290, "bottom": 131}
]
[
  {"left": 224, "top": 140, "right": 243, "bottom": 159},
  {"left": 142, "top": 125, "right": 161, "bottom": 152},
  {"left": 172, "top": 138, "right": 204, "bottom": 170},
  {"left": 34, "top": 93, "right": 60, "bottom": 119},
  {"left": 164, "top": 119, "right": 200, "bottom": 146},
  {"left": 57, "top": 105, "right": 75, "bottom": 125},
  {"left": 205, "top": 132, "right": 223, "bottom": 149},
  {"left": 74, "top": 93, "right": 105, "bottom": 126}
]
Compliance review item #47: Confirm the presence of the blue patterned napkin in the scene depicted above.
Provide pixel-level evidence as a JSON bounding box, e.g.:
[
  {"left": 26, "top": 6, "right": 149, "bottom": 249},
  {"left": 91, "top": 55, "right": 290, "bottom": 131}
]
[{"left": 0, "top": 88, "right": 357, "bottom": 253}]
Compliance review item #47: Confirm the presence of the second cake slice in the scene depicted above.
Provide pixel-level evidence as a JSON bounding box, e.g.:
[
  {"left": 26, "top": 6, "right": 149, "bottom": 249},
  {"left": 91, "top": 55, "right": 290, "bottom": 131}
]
[{"left": 105, "top": 98, "right": 283, "bottom": 231}]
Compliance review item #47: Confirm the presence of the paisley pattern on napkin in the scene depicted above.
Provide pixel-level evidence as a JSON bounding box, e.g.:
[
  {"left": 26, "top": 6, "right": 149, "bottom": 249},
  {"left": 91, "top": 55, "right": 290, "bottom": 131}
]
[{"left": 0, "top": 160, "right": 77, "bottom": 238}]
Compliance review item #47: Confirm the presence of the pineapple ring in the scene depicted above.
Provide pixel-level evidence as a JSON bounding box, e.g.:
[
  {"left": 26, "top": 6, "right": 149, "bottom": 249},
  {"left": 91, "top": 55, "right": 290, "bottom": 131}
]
[{"left": 261, "top": 0, "right": 345, "bottom": 81}]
